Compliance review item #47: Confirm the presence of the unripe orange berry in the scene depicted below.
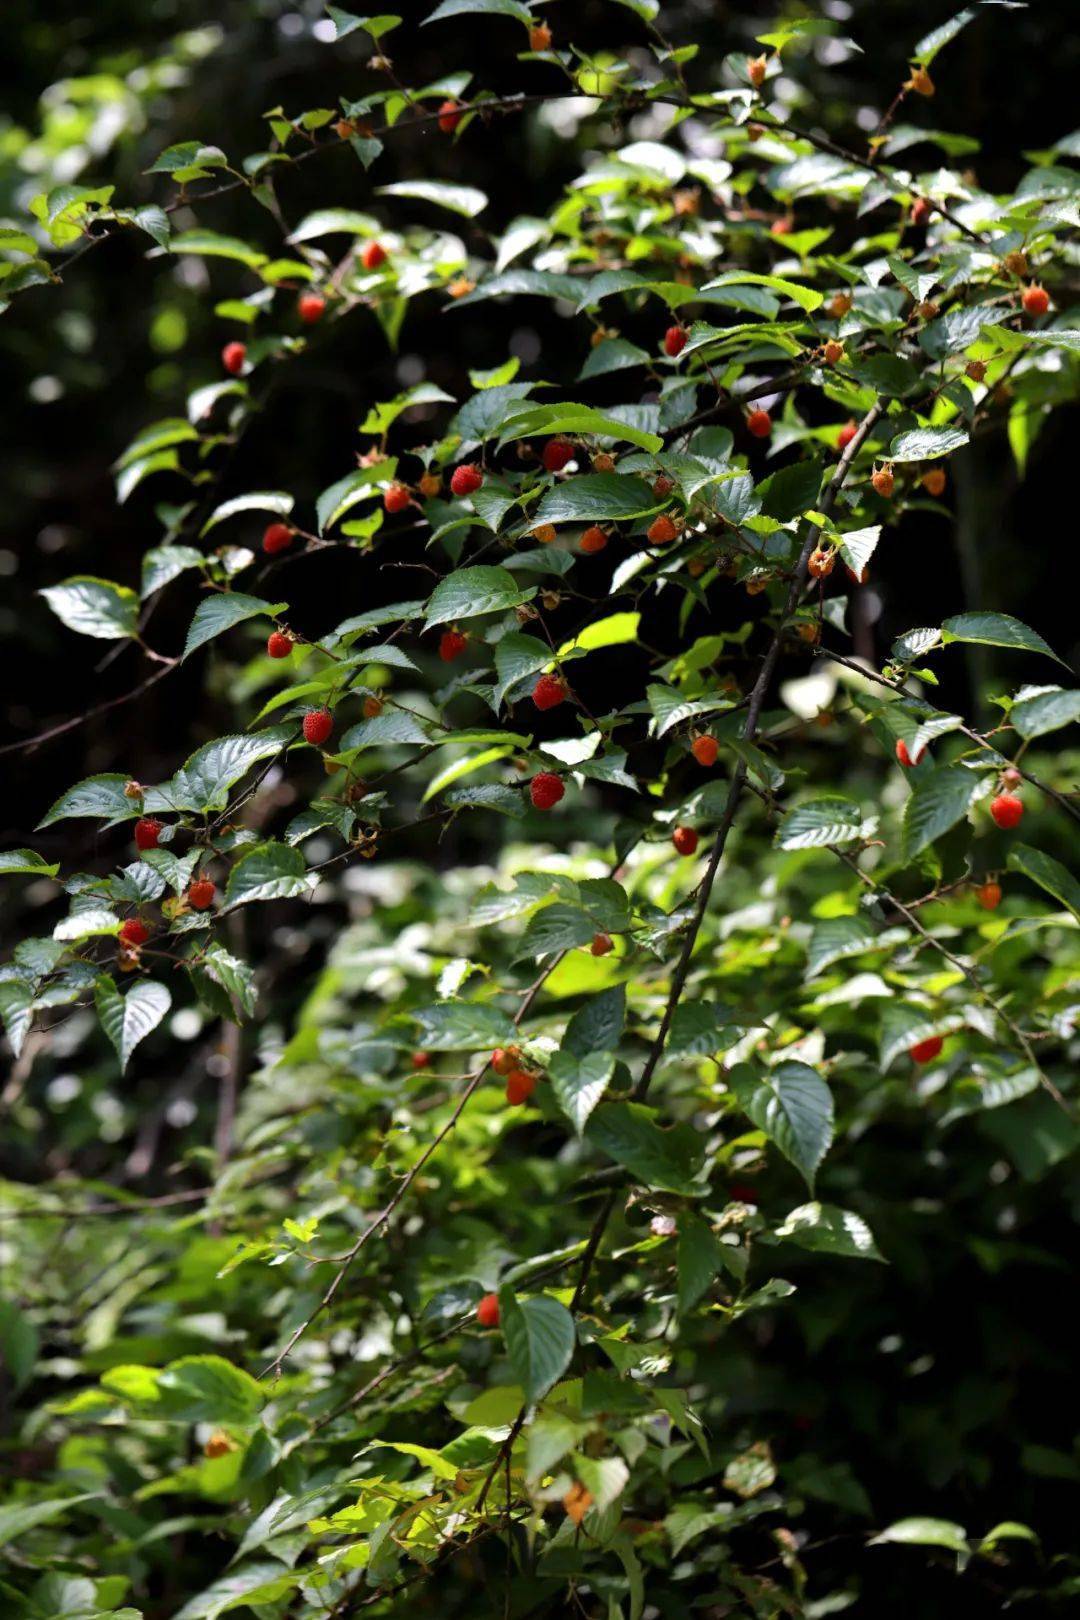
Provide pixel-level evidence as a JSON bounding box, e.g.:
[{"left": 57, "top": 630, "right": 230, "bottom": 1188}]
[
  {"left": 1022, "top": 283, "right": 1049, "bottom": 317},
  {"left": 871, "top": 465, "right": 895, "bottom": 498},
  {"left": 965, "top": 359, "right": 987, "bottom": 383},
  {"left": 747, "top": 54, "right": 768, "bottom": 88},
  {"left": 580, "top": 525, "right": 608, "bottom": 554},
  {"left": 921, "top": 467, "right": 946, "bottom": 497},
  {"left": 647, "top": 514, "right": 679, "bottom": 545},
  {"left": 822, "top": 339, "right": 844, "bottom": 366}
]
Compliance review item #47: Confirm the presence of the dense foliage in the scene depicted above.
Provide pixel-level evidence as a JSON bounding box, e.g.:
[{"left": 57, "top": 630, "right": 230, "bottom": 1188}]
[{"left": 3, "top": 3, "right": 1080, "bottom": 1617}]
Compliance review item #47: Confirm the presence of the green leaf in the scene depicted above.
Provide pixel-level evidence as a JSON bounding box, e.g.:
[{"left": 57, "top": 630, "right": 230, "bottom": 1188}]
[
  {"left": 773, "top": 1202, "right": 884, "bottom": 1260},
  {"left": 95, "top": 976, "right": 171, "bottom": 1072},
  {"left": 677, "top": 1213, "right": 727, "bottom": 1312},
  {"left": 0, "top": 848, "right": 60, "bottom": 878},
  {"left": 534, "top": 474, "right": 659, "bottom": 525},
  {"left": 774, "top": 796, "right": 873, "bottom": 850},
  {"left": 586, "top": 1101, "right": 704, "bottom": 1194},
  {"left": 340, "top": 708, "right": 430, "bottom": 749},
  {"left": 493, "top": 631, "right": 551, "bottom": 707},
  {"left": 0, "top": 1495, "right": 100, "bottom": 1550},
  {"left": 377, "top": 179, "right": 487, "bottom": 216},
  {"left": 549, "top": 1049, "right": 615, "bottom": 1135},
  {"left": 39, "top": 576, "right": 138, "bottom": 640},
  {"left": 141, "top": 544, "right": 205, "bottom": 598},
  {"left": 887, "top": 427, "right": 969, "bottom": 462},
  {"left": 1011, "top": 686, "right": 1080, "bottom": 739},
  {"left": 913, "top": 8, "right": 976, "bottom": 65},
  {"left": 201, "top": 490, "right": 294, "bottom": 535},
  {"left": 169, "top": 229, "right": 268, "bottom": 268},
  {"left": 805, "top": 916, "right": 877, "bottom": 979},
  {"left": 902, "top": 765, "right": 990, "bottom": 859},
  {"left": 424, "top": 566, "right": 535, "bottom": 626},
  {"left": 183, "top": 595, "right": 287, "bottom": 659},
  {"left": 1007, "top": 844, "right": 1080, "bottom": 922},
  {"left": 425, "top": 0, "right": 532, "bottom": 23},
  {"left": 411, "top": 1001, "right": 517, "bottom": 1050},
  {"left": 729, "top": 1062, "right": 834, "bottom": 1190},
  {"left": 172, "top": 1562, "right": 297, "bottom": 1620},
  {"left": 224, "top": 843, "right": 315, "bottom": 907},
  {"left": 148, "top": 728, "right": 293, "bottom": 815},
  {"left": 760, "top": 459, "right": 822, "bottom": 522},
  {"left": 518, "top": 904, "right": 597, "bottom": 959},
  {"left": 700, "top": 270, "right": 824, "bottom": 313},
  {"left": 289, "top": 206, "right": 380, "bottom": 242},
  {"left": 156, "top": 1354, "right": 265, "bottom": 1424},
  {"left": 500, "top": 1293, "right": 575, "bottom": 1403},
  {"left": 563, "top": 986, "right": 626, "bottom": 1059},
  {"left": 38, "top": 774, "right": 134, "bottom": 828},
  {"left": 0, "top": 981, "right": 34, "bottom": 1058},
  {"left": 0, "top": 1298, "right": 39, "bottom": 1391},
  {"left": 500, "top": 402, "right": 663, "bottom": 455},
  {"left": 871, "top": 1517, "right": 969, "bottom": 1553},
  {"left": 941, "top": 612, "right": 1063, "bottom": 665}
]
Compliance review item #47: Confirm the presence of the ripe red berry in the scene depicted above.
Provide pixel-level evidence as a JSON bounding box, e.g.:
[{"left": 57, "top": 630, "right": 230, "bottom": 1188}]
[
  {"left": 895, "top": 738, "right": 925, "bottom": 768},
  {"left": 977, "top": 880, "right": 1002, "bottom": 911},
  {"left": 647, "top": 514, "right": 679, "bottom": 545},
  {"left": 262, "top": 522, "right": 293, "bottom": 555},
  {"left": 871, "top": 465, "right": 895, "bottom": 498},
  {"left": 664, "top": 324, "right": 688, "bottom": 358},
  {"left": 134, "top": 817, "right": 162, "bottom": 852},
  {"left": 476, "top": 1291, "right": 500, "bottom": 1327},
  {"left": 438, "top": 99, "right": 463, "bottom": 134},
  {"left": 672, "top": 825, "right": 699, "bottom": 856},
  {"left": 361, "top": 240, "right": 387, "bottom": 271},
  {"left": 910, "top": 1035, "right": 943, "bottom": 1064},
  {"left": 439, "top": 629, "right": 468, "bottom": 662},
  {"left": 188, "top": 878, "right": 216, "bottom": 911},
  {"left": 542, "top": 439, "right": 575, "bottom": 473},
  {"left": 837, "top": 419, "right": 857, "bottom": 451},
  {"left": 580, "top": 525, "right": 608, "bottom": 554},
  {"left": 990, "top": 791, "right": 1023, "bottom": 829},
  {"left": 491, "top": 1045, "right": 520, "bottom": 1076},
  {"left": 910, "top": 196, "right": 932, "bottom": 227},
  {"left": 450, "top": 463, "right": 483, "bottom": 497},
  {"left": 298, "top": 291, "right": 326, "bottom": 325},
  {"left": 267, "top": 631, "right": 293, "bottom": 659},
  {"left": 1021, "top": 283, "right": 1049, "bottom": 317},
  {"left": 729, "top": 1182, "right": 759, "bottom": 1205},
  {"left": 691, "top": 734, "right": 719, "bottom": 767},
  {"left": 383, "top": 481, "right": 410, "bottom": 514},
  {"left": 652, "top": 474, "right": 675, "bottom": 498},
  {"left": 222, "top": 341, "right": 246, "bottom": 375},
  {"left": 303, "top": 708, "right": 333, "bottom": 747},
  {"left": 590, "top": 932, "right": 614, "bottom": 956},
  {"left": 532, "top": 673, "right": 567, "bottom": 711},
  {"left": 505, "top": 1068, "right": 537, "bottom": 1105},
  {"left": 119, "top": 919, "right": 149, "bottom": 947},
  {"left": 747, "top": 408, "right": 772, "bottom": 439},
  {"left": 530, "top": 772, "right": 565, "bottom": 810},
  {"left": 412, "top": 1051, "right": 431, "bottom": 1070}
]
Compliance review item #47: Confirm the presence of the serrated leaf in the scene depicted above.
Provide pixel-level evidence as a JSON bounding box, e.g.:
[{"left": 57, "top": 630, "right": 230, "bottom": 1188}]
[
  {"left": 141, "top": 544, "right": 205, "bottom": 598},
  {"left": 518, "top": 903, "right": 597, "bottom": 959},
  {"left": 774, "top": 1202, "right": 884, "bottom": 1260},
  {"left": 775, "top": 796, "right": 872, "bottom": 850},
  {"left": 729, "top": 1062, "right": 834, "bottom": 1189},
  {"left": 500, "top": 1292, "right": 575, "bottom": 1404},
  {"left": 0, "top": 849, "right": 60, "bottom": 878},
  {"left": 200, "top": 491, "right": 294, "bottom": 536},
  {"left": 585, "top": 1101, "right": 704, "bottom": 1194},
  {"left": 700, "top": 270, "right": 824, "bottom": 313},
  {"left": 411, "top": 1001, "right": 517, "bottom": 1050},
  {"left": 183, "top": 595, "right": 286, "bottom": 658},
  {"left": 871, "top": 1517, "right": 969, "bottom": 1553},
  {"left": 563, "top": 985, "right": 626, "bottom": 1059},
  {"left": 377, "top": 179, "right": 487, "bottom": 216},
  {"left": 424, "top": 566, "right": 534, "bottom": 626},
  {"left": 224, "top": 843, "right": 314, "bottom": 907},
  {"left": 941, "top": 612, "right": 1062, "bottom": 665},
  {"left": 677, "top": 1213, "right": 727, "bottom": 1312},
  {"left": 40, "top": 576, "right": 138, "bottom": 640},
  {"left": 1010, "top": 686, "right": 1080, "bottom": 740},
  {"left": 888, "top": 427, "right": 969, "bottom": 462},
  {"left": 805, "top": 916, "right": 877, "bottom": 978},
  {"left": 533, "top": 474, "right": 659, "bottom": 525},
  {"left": 37, "top": 775, "right": 135, "bottom": 828},
  {"left": 1007, "top": 844, "right": 1080, "bottom": 921},
  {"left": 95, "top": 977, "right": 171, "bottom": 1072},
  {"left": 148, "top": 727, "right": 293, "bottom": 814},
  {"left": 550, "top": 1049, "right": 615, "bottom": 1135},
  {"left": 903, "top": 765, "right": 990, "bottom": 858}
]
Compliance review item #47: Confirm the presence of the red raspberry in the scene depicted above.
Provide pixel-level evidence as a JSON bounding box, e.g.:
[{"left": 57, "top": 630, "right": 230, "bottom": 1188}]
[
  {"left": 822, "top": 339, "right": 845, "bottom": 366},
  {"left": 476, "top": 1291, "right": 500, "bottom": 1327},
  {"left": 647, "top": 514, "right": 679, "bottom": 545},
  {"left": 298, "top": 291, "right": 326, "bottom": 324},
  {"left": 747, "top": 408, "right": 772, "bottom": 439},
  {"left": 977, "top": 881, "right": 1002, "bottom": 911},
  {"left": 262, "top": 522, "right": 293, "bottom": 555},
  {"left": 529, "top": 22, "right": 552, "bottom": 49},
  {"left": 530, "top": 772, "right": 565, "bottom": 810},
  {"left": 910, "top": 1036, "right": 943, "bottom": 1064},
  {"left": 303, "top": 708, "right": 333, "bottom": 747},
  {"left": 188, "top": 878, "right": 216, "bottom": 911},
  {"left": 438, "top": 99, "right": 463, "bottom": 134},
  {"left": 672, "top": 825, "right": 699, "bottom": 856},
  {"left": 990, "top": 792, "right": 1023, "bottom": 829},
  {"left": 134, "top": 818, "right": 162, "bottom": 852},
  {"left": 542, "top": 439, "right": 574, "bottom": 473},
  {"left": 383, "top": 482, "right": 410, "bottom": 513},
  {"left": 363, "top": 696, "right": 383, "bottom": 719},
  {"left": 491, "top": 1046, "right": 520, "bottom": 1075},
  {"left": 119, "top": 919, "right": 149, "bottom": 947},
  {"left": 1021, "top": 284, "right": 1049, "bottom": 317},
  {"left": 895, "top": 738, "right": 925, "bottom": 768},
  {"left": 361, "top": 240, "right": 387, "bottom": 270},
  {"left": 267, "top": 631, "right": 293, "bottom": 659},
  {"left": 439, "top": 629, "right": 468, "bottom": 662},
  {"left": 505, "top": 1068, "right": 537, "bottom": 1104},
  {"left": 652, "top": 474, "right": 675, "bottom": 498},
  {"left": 580, "top": 525, "right": 608, "bottom": 554},
  {"left": 532, "top": 673, "right": 567, "bottom": 711},
  {"left": 837, "top": 419, "right": 857, "bottom": 451},
  {"left": 450, "top": 463, "right": 483, "bottom": 497},
  {"left": 590, "top": 932, "right": 614, "bottom": 956},
  {"left": 412, "top": 1051, "right": 431, "bottom": 1070},
  {"left": 691, "top": 734, "right": 718, "bottom": 767},
  {"left": 222, "top": 342, "right": 246, "bottom": 375},
  {"left": 965, "top": 359, "right": 987, "bottom": 383},
  {"left": 663, "top": 324, "right": 688, "bottom": 357},
  {"left": 910, "top": 196, "right": 932, "bottom": 227}
]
